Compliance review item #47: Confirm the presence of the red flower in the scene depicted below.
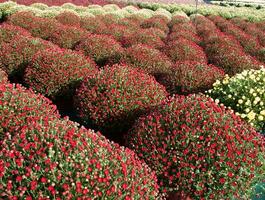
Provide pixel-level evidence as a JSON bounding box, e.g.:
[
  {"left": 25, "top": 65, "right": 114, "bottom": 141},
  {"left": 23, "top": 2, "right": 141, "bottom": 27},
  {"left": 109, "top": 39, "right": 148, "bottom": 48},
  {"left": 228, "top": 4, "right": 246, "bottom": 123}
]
[{"left": 219, "top": 178, "right": 226, "bottom": 184}]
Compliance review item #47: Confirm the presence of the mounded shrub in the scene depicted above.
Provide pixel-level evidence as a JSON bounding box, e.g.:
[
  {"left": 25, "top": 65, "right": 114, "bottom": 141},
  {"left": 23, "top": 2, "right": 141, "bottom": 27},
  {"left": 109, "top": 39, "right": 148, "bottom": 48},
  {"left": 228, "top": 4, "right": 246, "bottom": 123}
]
[
  {"left": 0, "top": 114, "right": 159, "bottom": 199},
  {"left": 75, "top": 34, "right": 124, "bottom": 66},
  {"left": 122, "top": 44, "right": 172, "bottom": 81},
  {"left": 102, "top": 24, "right": 134, "bottom": 41},
  {"left": 0, "top": 83, "right": 60, "bottom": 136},
  {"left": 164, "top": 38, "right": 207, "bottom": 63},
  {"left": 80, "top": 16, "right": 106, "bottom": 34},
  {"left": 126, "top": 94, "right": 264, "bottom": 199},
  {"left": 141, "top": 16, "right": 169, "bottom": 33},
  {"left": 169, "top": 15, "right": 190, "bottom": 27},
  {"left": 0, "top": 68, "right": 8, "bottom": 83},
  {"left": 0, "top": 23, "right": 31, "bottom": 44},
  {"left": 55, "top": 11, "right": 81, "bottom": 27},
  {"left": 121, "top": 28, "right": 164, "bottom": 49},
  {"left": 49, "top": 25, "right": 88, "bottom": 49},
  {"left": 166, "top": 61, "right": 225, "bottom": 94},
  {"left": 0, "top": 35, "right": 54, "bottom": 78},
  {"left": 167, "top": 30, "right": 201, "bottom": 44},
  {"left": 24, "top": 48, "right": 98, "bottom": 99},
  {"left": 207, "top": 68, "right": 265, "bottom": 131},
  {"left": 75, "top": 64, "right": 168, "bottom": 135},
  {"left": 8, "top": 11, "right": 59, "bottom": 40}
]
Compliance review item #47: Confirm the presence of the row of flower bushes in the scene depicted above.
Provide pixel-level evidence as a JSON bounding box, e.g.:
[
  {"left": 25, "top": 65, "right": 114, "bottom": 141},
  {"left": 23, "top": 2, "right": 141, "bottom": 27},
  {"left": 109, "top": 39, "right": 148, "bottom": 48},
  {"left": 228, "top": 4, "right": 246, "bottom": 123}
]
[
  {"left": 193, "top": 15, "right": 262, "bottom": 76},
  {"left": 1, "top": 16, "right": 265, "bottom": 200},
  {"left": 132, "top": 1, "right": 265, "bottom": 22},
  {"left": 208, "top": 15, "right": 264, "bottom": 62},
  {"left": 230, "top": 17, "right": 265, "bottom": 47},
  {"left": 0, "top": 1, "right": 176, "bottom": 20},
  {"left": 0, "top": 82, "right": 159, "bottom": 199}
]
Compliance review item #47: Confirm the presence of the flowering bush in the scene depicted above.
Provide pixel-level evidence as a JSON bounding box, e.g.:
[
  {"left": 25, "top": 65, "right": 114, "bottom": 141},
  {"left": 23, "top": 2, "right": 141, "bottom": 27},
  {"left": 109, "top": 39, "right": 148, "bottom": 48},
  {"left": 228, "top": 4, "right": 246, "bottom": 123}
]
[
  {"left": 80, "top": 16, "right": 106, "bottom": 34},
  {"left": 0, "top": 84, "right": 159, "bottom": 199},
  {"left": 0, "top": 83, "right": 60, "bottom": 135},
  {"left": 0, "top": 68, "right": 8, "bottom": 83},
  {"left": 167, "top": 30, "right": 201, "bottom": 44},
  {"left": 49, "top": 25, "right": 88, "bottom": 49},
  {"left": 167, "top": 61, "right": 225, "bottom": 94},
  {"left": 75, "top": 34, "right": 124, "bottom": 66},
  {"left": 30, "top": 2, "right": 49, "bottom": 10},
  {"left": 24, "top": 48, "right": 98, "bottom": 99},
  {"left": 8, "top": 11, "right": 59, "bottom": 40},
  {"left": 169, "top": 15, "right": 190, "bottom": 27},
  {"left": 126, "top": 94, "right": 264, "bottom": 199},
  {"left": 0, "top": 35, "right": 54, "bottom": 78},
  {"left": 164, "top": 38, "right": 207, "bottom": 63},
  {"left": 55, "top": 11, "right": 81, "bottom": 27},
  {"left": 207, "top": 68, "right": 265, "bottom": 131},
  {"left": 75, "top": 64, "right": 168, "bottom": 135},
  {"left": 121, "top": 28, "right": 164, "bottom": 49},
  {"left": 0, "top": 23, "right": 31, "bottom": 44},
  {"left": 122, "top": 44, "right": 172, "bottom": 82},
  {"left": 140, "top": 16, "right": 169, "bottom": 33}
]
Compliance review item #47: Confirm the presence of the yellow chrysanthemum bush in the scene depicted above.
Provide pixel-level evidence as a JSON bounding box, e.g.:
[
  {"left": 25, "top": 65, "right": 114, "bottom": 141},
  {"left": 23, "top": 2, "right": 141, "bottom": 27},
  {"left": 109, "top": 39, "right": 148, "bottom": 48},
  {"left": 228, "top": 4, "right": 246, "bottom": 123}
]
[{"left": 207, "top": 67, "right": 265, "bottom": 132}]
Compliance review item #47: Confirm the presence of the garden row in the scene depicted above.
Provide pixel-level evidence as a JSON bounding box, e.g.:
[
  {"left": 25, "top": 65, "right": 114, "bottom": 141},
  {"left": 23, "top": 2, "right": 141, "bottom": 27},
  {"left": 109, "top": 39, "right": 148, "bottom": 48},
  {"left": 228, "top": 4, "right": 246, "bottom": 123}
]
[
  {"left": 1, "top": 64, "right": 264, "bottom": 199},
  {"left": 1, "top": 7, "right": 265, "bottom": 130},
  {"left": 0, "top": 5, "right": 265, "bottom": 199}
]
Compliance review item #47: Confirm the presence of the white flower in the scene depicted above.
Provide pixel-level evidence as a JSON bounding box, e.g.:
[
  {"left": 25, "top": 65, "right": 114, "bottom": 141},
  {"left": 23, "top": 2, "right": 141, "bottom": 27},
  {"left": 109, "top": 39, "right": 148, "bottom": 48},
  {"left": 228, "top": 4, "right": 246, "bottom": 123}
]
[
  {"left": 247, "top": 111, "right": 256, "bottom": 120},
  {"left": 258, "top": 115, "right": 264, "bottom": 121},
  {"left": 238, "top": 99, "right": 243, "bottom": 104},
  {"left": 215, "top": 99, "right": 220, "bottom": 104}
]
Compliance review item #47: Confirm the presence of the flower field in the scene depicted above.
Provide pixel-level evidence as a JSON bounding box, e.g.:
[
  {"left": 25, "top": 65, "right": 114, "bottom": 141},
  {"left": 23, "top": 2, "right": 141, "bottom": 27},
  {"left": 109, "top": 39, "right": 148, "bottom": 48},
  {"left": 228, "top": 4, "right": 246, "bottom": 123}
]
[{"left": 0, "top": 1, "right": 265, "bottom": 199}]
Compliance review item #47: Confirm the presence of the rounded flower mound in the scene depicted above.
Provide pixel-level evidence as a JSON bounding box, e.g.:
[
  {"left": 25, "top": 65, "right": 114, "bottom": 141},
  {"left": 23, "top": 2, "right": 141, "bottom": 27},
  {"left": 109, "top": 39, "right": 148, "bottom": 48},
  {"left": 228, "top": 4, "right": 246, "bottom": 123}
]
[
  {"left": 49, "top": 25, "right": 87, "bottom": 49},
  {"left": 0, "top": 83, "right": 60, "bottom": 136},
  {"left": 123, "top": 44, "right": 172, "bottom": 81},
  {"left": 24, "top": 48, "right": 98, "bottom": 99},
  {"left": 126, "top": 94, "right": 264, "bottom": 199},
  {"left": 165, "top": 38, "right": 207, "bottom": 63},
  {"left": 55, "top": 11, "right": 81, "bottom": 27},
  {"left": 80, "top": 16, "right": 106, "bottom": 34},
  {"left": 75, "top": 34, "right": 124, "bottom": 66},
  {"left": 0, "top": 68, "right": 8, "bottom": 83},
  {"left": 0, "top": 23, "right": 31, "bottom": 44},
  {"left": 75, "top": 64, "right": 168, "bottom": 134},
  {"left": 0, "top": 35, "right": 54, "bottom": 77},
  {"left": 0, "top": 87, "right": 159, "bottom": 198},
  {"left": 167, "top": 61, "right": 225, "bottom": 94},
  {"left": 121, "top": 28, "right": 164, "bottom": 49},
  {"left": 141, "top": 16, "right": 169, "bottom": 33},
  {"left": 207, "top": 68, "right": 265, "bottom": 131}
]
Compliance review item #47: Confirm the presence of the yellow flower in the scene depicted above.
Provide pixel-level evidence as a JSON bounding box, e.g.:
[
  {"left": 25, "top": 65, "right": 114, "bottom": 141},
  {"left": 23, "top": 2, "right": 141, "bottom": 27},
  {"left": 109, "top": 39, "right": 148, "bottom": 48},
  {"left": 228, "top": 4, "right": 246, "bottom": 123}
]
[
  {"left": 260, "top": 110, "right": 265, "bottom": 116},
  {"left": 247, "top": 111, "right": 256, "bottom": 120}
]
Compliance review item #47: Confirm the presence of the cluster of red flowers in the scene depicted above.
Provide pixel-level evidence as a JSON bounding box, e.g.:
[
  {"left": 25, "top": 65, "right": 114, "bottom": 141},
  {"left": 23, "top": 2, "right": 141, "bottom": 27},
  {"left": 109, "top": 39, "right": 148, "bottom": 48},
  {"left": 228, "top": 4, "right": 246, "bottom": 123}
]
[
  {"left": 0, "top": 24, "right": 31, "bottom": 43},
  {"left": 164, "top": 37, "right": 207, "bottom": 63},
  {"left": 194, "top": 15, "right": 261, "bottom": 75},
  {"left": 75, "top": 64, "right": 168, "bottom": 138},
  {"left": 141, "top": 15, "right": 170, "bottom": 34},
  {"left": 75, "top": 34, "right": 124, "bottom": 66},
  {"left": 208, "top": 15, "right": 262, "bottom": 59},
  {"left": 0, "top": 82, "right": 159, "bottom": 199},
  {"left": 24, "top": 48, "right": 98, "bottom": 99},
  {"left": 122, "top": 44, "right": 173, "bottom": 83},
  {"left": 0, "top": 35, "right": 54, "bottom": 78},
  {"left": 55, "top": 11, "right": 81, "bottom": 27},
  {"left": 126, "top": 94, "right": 264, "bottom": 199},
  {"left": 8, "top": 11, "right": 88, "bottom": 49},
  {"left": 166, "top": 61, "right": 225, "bottom": 94}
]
